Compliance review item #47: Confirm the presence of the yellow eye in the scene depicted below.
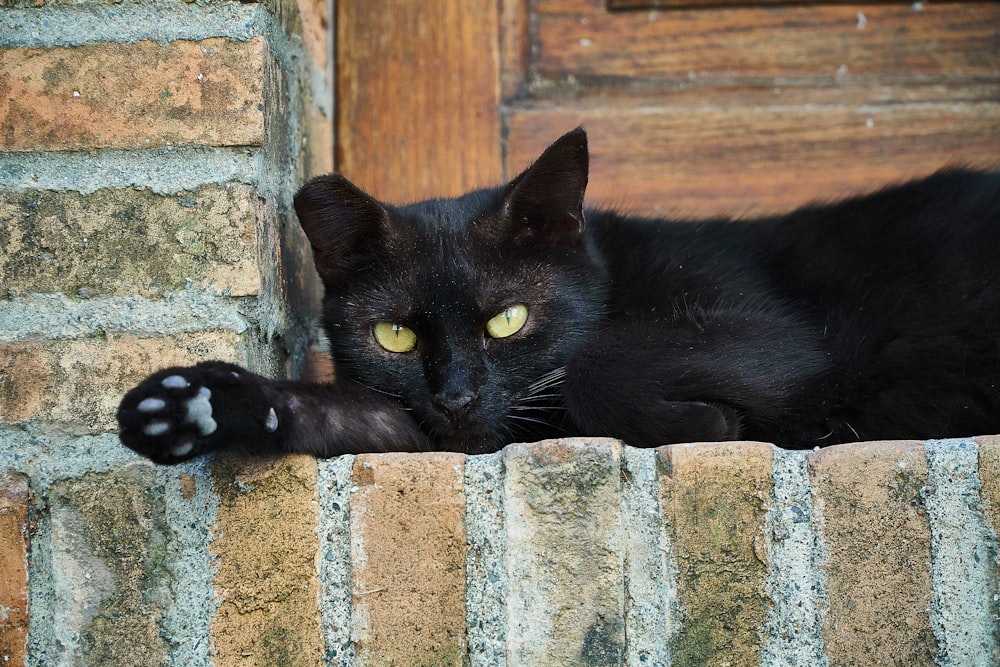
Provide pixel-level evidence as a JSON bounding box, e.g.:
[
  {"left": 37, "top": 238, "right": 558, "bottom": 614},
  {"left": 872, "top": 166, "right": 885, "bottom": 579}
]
[
  {"left": 486, "top": 304, "right": 528, "bottom": 339},
  {"left": 372, "top": 322, "right": 417, "bottom": 353}
]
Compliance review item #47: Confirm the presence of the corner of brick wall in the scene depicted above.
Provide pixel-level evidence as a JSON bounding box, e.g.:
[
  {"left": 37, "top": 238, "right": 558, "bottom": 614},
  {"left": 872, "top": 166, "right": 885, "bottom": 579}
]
[{"left": 0, "top": 0, "right": 332, "bottom": 663}]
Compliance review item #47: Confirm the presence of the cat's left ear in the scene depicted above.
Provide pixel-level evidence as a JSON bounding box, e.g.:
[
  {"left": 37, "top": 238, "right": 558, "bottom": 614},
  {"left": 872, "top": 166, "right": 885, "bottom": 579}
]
[
  {"left": 500, "top": 127, "right": 589, "bottom": 247},
  {"left": 293, "top": 174, "right": 392, "bottom": 284}
]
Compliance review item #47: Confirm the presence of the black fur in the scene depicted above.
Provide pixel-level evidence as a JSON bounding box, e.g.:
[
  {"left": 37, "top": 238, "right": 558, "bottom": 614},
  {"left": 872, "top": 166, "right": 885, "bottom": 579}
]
[{"left": 118, "top": 128, "right": 1000, "bottom": 463}]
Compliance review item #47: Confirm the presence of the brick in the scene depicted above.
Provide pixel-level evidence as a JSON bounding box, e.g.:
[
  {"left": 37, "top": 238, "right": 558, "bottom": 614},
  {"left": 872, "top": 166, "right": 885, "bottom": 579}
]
[
  {"left": 979, "top": 436, "right": 1000, "bottom": 540},
  {"left": 0, "top": 471, "right": 31, "bottom": 667},
  {"left": 0, "top": 38, "right": 265, "bottom": 151},
  {"left": 0, "top": 185, "right": 260, "bottom": 298},
  {"left": 350, "top": 452, "right": 466, "bottom": 667},
  {"left": 210, "top": 454, "right": 325, "bottom": 667},
  {"left": 295, "top": 0, "right": 330, "bottom": 72},
  {"left": 47, "top": 464, "right": 172, "bottom": 665},
  {"left": 657, "top": 441, "right": 773, "bottom": 667},
  {"left": 301, "top": 90, "right": 334, "bottom": 178},
  {"left": 0, "top": 332, "right": 243, "bottom": 431},
  {"left": 808, "top": 441, "right": 936, "bottom": 665},
  {"left": 978, "top": 435, "right": 1000, "bottom": 628},
  {"left": 503, "top": 438, "right": 625, "bottom": 665}
]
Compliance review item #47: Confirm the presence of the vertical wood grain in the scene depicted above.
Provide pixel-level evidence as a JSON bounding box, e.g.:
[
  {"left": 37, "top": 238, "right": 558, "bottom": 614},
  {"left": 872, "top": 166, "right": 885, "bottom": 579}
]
[
  {"left": 336, "top": 1, "right": 503, "bottom": 202},
  {"left": 500, "top": 0, "right": 531, "bottom": 100}
]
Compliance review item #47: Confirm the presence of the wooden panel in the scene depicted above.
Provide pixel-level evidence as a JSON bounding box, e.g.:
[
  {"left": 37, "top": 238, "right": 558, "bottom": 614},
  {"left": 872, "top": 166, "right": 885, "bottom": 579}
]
[
  {"left": 505, "top": 98, "right": 1000, "bottom": 217},
  {"left": 501, "top": 0, "right": 531, "bottom": 99},
  {"left": 609, "top": 0, "right": 904, "bottom": 8},
  {"left": 534, "top": 1, "right": 1000, "bottom": 84},
  {"left": 336, "top": 1, "right": 503, "bottom": 201}
]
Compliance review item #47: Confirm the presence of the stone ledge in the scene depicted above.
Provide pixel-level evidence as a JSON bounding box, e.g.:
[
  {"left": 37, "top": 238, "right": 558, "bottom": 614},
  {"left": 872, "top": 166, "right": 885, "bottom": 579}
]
[{"left": 3, "top": 437, "right": 997, "bottom": 666}]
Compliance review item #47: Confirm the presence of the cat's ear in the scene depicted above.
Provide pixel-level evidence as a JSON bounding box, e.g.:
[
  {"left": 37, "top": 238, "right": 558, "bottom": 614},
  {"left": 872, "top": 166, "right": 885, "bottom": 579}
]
[
  {"left": 293, "top": 174, "right": 391, "bottom": 284},
  {"left": 501, "top": 127, "right": 589, "bottom": 247}
]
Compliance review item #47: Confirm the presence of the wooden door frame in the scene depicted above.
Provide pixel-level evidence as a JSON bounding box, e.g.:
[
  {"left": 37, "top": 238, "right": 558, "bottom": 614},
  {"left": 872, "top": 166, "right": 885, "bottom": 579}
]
[{"left": 335, "top": 0, "right": 519, "bottom": 202}]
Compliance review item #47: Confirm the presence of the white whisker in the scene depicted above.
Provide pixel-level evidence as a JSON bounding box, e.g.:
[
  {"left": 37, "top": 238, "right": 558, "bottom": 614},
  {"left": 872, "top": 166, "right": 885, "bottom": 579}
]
[
  {"left": 507, "top": 415, "right": 558, "bottom": 428},
  {"left": 510, "top": 404, "right": 566, "bottom": 412},
  {"left": 353, "top": 379, "right": 403, "bottom": 399},
  {"left": 516, "top": 392, "right": 563, "bottom": 404},
  {"left": 525, "top": 367, "right": 567, "bottom": 395}
]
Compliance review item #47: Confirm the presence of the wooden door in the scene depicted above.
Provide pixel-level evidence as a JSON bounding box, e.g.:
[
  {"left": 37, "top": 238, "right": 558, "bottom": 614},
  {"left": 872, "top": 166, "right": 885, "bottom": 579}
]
[{"left": 336, "top": 1, "right": 998, "bottom": 217}]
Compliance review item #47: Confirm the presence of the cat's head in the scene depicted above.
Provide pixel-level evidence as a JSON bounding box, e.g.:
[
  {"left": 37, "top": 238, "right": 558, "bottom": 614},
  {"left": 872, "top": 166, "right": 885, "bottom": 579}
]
[{"left": 293, "top": 128, "right": 606, "bottom": 453}]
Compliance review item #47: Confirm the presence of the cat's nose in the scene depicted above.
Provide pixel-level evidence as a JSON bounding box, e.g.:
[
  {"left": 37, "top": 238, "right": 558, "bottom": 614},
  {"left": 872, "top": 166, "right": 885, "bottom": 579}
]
[{"left": 434, "top": 390, "right": 478, "bottom": 423}]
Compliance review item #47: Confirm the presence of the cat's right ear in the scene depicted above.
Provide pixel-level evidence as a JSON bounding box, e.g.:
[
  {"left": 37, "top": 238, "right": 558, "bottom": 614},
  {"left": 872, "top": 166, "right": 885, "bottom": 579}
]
[
  {"left": 500, "top": 127, "right": 589, "bottom": 248},
  {"left": 293, "top": 175, "right": 390, "bottom": 284}
]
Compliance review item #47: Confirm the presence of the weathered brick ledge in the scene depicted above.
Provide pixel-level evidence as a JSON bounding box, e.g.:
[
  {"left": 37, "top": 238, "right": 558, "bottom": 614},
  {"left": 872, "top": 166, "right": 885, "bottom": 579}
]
[{"left": 2, "top": 436, "right": 998, "bottom": 666}]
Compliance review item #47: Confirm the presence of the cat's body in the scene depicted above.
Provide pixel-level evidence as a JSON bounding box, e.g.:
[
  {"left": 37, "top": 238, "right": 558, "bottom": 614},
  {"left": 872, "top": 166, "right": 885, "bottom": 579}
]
[{"left": 118, "top": 129, "right": 1000, "bottom": 464}]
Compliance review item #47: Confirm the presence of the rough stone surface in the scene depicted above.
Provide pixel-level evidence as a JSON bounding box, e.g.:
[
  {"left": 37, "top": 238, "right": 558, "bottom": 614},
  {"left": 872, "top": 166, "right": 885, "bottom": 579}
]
[
  {"left": 464, "top": 452, "right": 507, "bottom": 667},
  {"left": 808, "top": 441, "right": 936, "bottom": 665},
  {"left": 350, "top": 452, "right": 467, "bottom": 667},
  {"left": 0, "top": 332, "right": 244, "bottom": 431},
  {"left": 924, "top": 439, "right": 1000, "bottom": 665},
  {"left": 158, "top": 460, "right": 218, "bottom": 667},
  {"left": 0, "top": 470, "right": 31, "bottom": 667},
  {"left": 621, "top": 445, "right": 676, "bottom": 667},
  {"left": 0, "top": 37, "right": 265, "bottom": 151},
  {"left": 316, "top": 455, "right": 355, "bottom": 665},
  {"left": 300, "top": 81, "right": 334, "bottom": 182},
  {"left": 0, "top": 185, "right": 261, "bottom": 298},
  {"left": 47, "top": 463, "right": 173, "bottom": 666},
  {"left": 0, "top": 147, "right": 258, "bottom": 195},
  {"left": 658, "top": 441, "right": 773, "bottom": 667},
  {"left": 503, "top": 438, "right": 625, "bottom": 667},
  {"left": 0, "top": 0, "right": 263, "bottom": 47},
  {"left": 210, "top": 453, "right": 325, "bottom": 667},
  {"left": 0, "top": 290, "right": 249, "bottom": 343},
  {"left": 761, "top": 448, "right": 829, "bottom": 666},
  {"left": 0, "top": 0, "right": 324, "bottom": 665}
]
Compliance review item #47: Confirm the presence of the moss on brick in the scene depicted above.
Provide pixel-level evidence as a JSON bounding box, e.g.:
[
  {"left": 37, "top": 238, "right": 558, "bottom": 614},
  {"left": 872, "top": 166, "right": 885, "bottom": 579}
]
[
  {"left": 0, "top": 185, "right": 259, "bottom": 299},
  {"left": 209, "top": 454, "right": 325, "bottom": 666},
  {"left": 517, "top": 439, "right": 620, "bottom": 518},
  {"left": 658, "top": 442, "right": 772, "bottom": 667},
  {"left": 50, "top": 465, "right": 172, "bottom": 667},
  {"left": 504, "top": 439, "right": 625, "bottom": 666}
]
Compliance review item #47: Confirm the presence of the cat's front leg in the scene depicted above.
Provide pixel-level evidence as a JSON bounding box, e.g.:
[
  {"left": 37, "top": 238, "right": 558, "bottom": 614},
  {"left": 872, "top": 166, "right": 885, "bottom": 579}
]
[{"left": 117, "top": 361, "right": 427, "bottom": 463}]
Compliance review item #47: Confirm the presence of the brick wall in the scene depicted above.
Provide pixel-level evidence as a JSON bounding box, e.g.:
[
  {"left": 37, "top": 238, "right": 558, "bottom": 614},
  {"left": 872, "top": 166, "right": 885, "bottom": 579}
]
[
  {"left": 2, "top": 3, "right": 999, "bottom": 667},
  {"left": 0, "top": 0, "right": 331, "bottom": 663},
  {"left": 6, "top": 435, "right": 1000, "bottom": 665}
]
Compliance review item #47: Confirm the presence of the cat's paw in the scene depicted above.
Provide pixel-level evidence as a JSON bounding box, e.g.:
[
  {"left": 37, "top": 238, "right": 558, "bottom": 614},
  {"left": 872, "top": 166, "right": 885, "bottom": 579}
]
[
  {"left": 117, "top": 362, "right": 246, "bottom": 464},
  {"left": 567, "top": 393, "right": 743, "bottom": 448}
]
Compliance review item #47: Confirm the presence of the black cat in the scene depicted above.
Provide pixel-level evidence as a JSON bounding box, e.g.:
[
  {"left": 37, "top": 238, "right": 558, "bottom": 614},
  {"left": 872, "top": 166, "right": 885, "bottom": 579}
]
[{"left": 118, "top": 129, "right": 1000, "bottom": 463}]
